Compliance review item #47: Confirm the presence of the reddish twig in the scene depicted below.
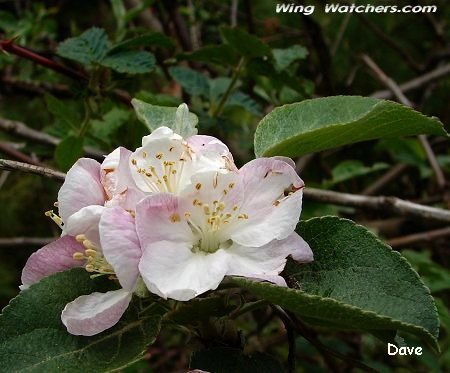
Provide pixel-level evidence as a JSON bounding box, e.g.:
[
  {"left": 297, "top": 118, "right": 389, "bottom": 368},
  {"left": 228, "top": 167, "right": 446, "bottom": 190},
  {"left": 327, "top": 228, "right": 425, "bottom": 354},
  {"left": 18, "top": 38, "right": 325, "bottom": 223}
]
[
  {"left": 387, "top": 226, "right": 450, "bottom": 248},
  {"left": 0, "top": 39, "right": 87, "bottom": 81},
  {"left": 0, "top": 143, "right": 42, "bottom": 166}
]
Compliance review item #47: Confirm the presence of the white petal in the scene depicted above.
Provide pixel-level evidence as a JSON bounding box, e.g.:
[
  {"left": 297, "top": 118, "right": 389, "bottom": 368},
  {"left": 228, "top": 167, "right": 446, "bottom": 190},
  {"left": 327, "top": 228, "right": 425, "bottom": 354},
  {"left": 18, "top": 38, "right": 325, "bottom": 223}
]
[
  {"left": 136, "top": 194, "right": 194, "bottom": 247},
  {"left": 58, "top": 158, "right": 105, "bottom": 223},
  {"left": 20, "top": 236, "right": 84, "bottom": 289},
  {"left": 64, "top": 205, "right": 105, "bottom": 248},
  {"left": 139, "top": 240, "right": 229, "bottom": 301},
  {"left": 226, "top": 233, "right": 312, "bottom": 283},
  {"left": 231, "top": 158, "right": 304, "bottom": 247},
  {"left": 187, "top": 135, "right": 237, "bottom": 172},
  {"left": 61, "top": 289, "right": 132, "bottom": 336},
  {"left": 100, "top": 207, "right": 141, "bottom": 291}
]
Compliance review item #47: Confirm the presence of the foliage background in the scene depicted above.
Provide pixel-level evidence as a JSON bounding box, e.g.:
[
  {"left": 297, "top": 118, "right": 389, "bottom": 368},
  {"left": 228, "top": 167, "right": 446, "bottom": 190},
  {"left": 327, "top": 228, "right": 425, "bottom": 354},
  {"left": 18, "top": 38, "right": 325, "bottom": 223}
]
[{"left": 0, "top": 0, "right": 449, "bottom": 371}]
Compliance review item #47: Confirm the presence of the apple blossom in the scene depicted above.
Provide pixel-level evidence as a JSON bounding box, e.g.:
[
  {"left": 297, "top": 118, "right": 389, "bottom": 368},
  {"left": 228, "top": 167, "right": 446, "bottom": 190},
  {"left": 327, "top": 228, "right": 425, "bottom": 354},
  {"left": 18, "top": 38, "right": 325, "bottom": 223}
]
[{"left": 129, "top": 157, "right": 313, "bottom": 301}]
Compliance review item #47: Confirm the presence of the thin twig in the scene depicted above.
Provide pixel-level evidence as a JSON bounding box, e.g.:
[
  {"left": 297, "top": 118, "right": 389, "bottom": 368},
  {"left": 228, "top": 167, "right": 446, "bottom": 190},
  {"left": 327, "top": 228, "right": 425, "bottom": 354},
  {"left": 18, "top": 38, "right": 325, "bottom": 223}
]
[
  {"left": 2, "top": 159, "right": 449, "bottom": 223},
  {"left": 387, "top": 226, "right": 450, "bottom": 248},
  {"left": 304, "top": 188, "right": 450, "bottom": 223},
  {"left": 0, "top": 237, "right": 54, "bottom": 247},
  {"left": 0, "top": 117, "right": 104, "bottom": 159},
  {"left": 362, "top": 54, "right": 446, "bottom": 189},
  {"left": 0, "top": 159, "right": 65, "bottom": 181},
  {"left": 371, "top": 63, "right": 450, "bottom": 99},
  {"left": 0, "top": 142, "right": 42, "bottom": 165},
  {"left": 331, "top": 12, "right": 352, "bottom": 56},
  {"left": 231, "top": 0, "right": 239, "bottom": 27},
  {"left": 362, "top": 163, "right": 409, "bottom": 195}
]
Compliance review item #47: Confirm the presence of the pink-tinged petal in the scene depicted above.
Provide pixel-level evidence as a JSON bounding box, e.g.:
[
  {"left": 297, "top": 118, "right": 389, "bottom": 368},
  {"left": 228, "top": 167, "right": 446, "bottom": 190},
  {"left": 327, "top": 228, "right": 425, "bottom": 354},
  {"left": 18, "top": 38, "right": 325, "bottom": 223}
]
[
  {"left": 231, "top": 158, "right": 304, "bottom": 247},
  {"left": 187, "top": 135, "right": 237, "bottom": 172},
  {"left": 58, "top": 158, "right": 105, "bottom": 223},
  {"left": 21, "top": 236, "right": 84, "bottom": 289},
  {"left": 64, "top": 205, "right": 105, "bottom": 248},
  {"left": 225, "top": 233, "right": 312, "bottom": 284},
  {"left": 273, "top": 156, "right": 296, "bottom": 170},
  {"left": 136, "top": 194, "right": 194, "bottom": 247},
  {"left": 61, "top": 289, "right": 132, "bottom": 336},
  {"left": 100, "top": 207, "right": 141, "bottom": 291},
  {"left": 139, "top": 241, "right": 229, "bottom": 301}
]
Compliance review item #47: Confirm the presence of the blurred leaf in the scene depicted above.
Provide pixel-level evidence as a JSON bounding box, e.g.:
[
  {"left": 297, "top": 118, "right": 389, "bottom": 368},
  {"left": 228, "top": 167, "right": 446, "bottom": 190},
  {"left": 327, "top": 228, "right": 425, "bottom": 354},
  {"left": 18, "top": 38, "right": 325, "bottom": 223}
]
[
  {"left": 0, "top": 269, "right": 165, "bottom": 372},
  {"left": 401, "top": 250, "right": 450, "bottom": 293},
  {"left": 54, "top": 135, "right": 84, "bottom": 171},
  {"left": 254, "top": 96, "right": 448, "bottom": 157},
  {"left": 91, "top": 108, "right": 130, "bottom": 142},
  {"left": 57, "top": 27, "right": 109, "bottom": 65},
  {"left": 134, "top": 91, "right": 182, "bottom": 107},
  {"left": 234, "top": 217, "right": 440, "bottom": 351},
  {"left": 109, "top": 32, "right": 175, "bottom": 52},
  {"left": 169, "top": 66, "right": 210, "bottom": 97},
  {"left": 220, "top": 27, "right": 271, "bottom": 58},
  {"left": 178, "top": 44, "right": 239, "bottom": 66},
  {"left": 226, "top": 91, "right": 262, "bottom": 116},
  {"left": 327, "top": 160, "right": 388, "bottom": 186},
  {"left": 190, "top": 347, "right": 283, "bottom": 373},
  {"left": 45, "top": 94, "right": 79, "bottom": 131},
  {"left": 101, "top": 50, "right": 155, "bottom": 74},
  {"left": 131, "top": 99, "right": 198, "bottom": 137},
  {"left": 272, "top": 44, "right": 308, "bottom": 72}
]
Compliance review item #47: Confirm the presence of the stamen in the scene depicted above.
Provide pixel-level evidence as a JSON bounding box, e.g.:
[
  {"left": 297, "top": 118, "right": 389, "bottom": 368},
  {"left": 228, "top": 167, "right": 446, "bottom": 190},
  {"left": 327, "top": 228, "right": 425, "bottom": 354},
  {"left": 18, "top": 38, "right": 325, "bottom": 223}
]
[
  {"left": 73, "top": 252, "right": 85, "bottom": 260},
  {"left": 75, "top": 234, "right": 86, "bottom": 242}
]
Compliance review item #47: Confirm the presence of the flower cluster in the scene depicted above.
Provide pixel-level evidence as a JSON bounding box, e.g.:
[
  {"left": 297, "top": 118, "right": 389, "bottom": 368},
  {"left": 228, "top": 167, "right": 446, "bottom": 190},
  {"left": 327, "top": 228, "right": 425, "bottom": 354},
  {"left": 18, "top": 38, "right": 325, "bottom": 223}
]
[{"left": 21, "top": 125, "right": 313, "bottom": 336}]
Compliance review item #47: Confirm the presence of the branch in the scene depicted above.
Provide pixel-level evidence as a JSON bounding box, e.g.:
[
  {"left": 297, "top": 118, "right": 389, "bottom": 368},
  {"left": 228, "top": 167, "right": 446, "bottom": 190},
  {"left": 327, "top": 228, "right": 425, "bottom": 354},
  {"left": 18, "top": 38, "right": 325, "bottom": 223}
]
[
  {"left": 362, "top": 54, "right": 446, "bottom": 189},
  {"left": 0, "top": 237, "right": 53, "bottom": 248},
  {"left": 371, "top": 63, "right": 450, "bottom": 99},
  {"left": 304, "top": 188, "right": 450, "bottom": 223},
  {"left": 387, "top": 226, "right": 450, "bottom": 248},
  {"left": 362, "top": 163, "right": 409, "bottom": 196},
  {"left": 0, "top": 117, "right": 104, "bottom": 159},
  {"left": 0, "top": 159, "right": 65, "bottom": 181},
  {"left": 0, "top": 142, "right": 42, "bottom": 165},
  {"left": 3, "top": 159, "right": 449, "bottom": 223}
]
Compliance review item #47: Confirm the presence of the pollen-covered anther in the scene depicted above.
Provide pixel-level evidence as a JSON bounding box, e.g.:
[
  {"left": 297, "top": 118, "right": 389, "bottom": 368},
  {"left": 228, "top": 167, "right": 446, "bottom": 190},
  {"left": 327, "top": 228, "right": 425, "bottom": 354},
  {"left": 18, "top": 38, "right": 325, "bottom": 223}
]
[
  {"left": 156, "top": 153, "right": 163, "bottom": 159},
  {"left": 73, "top": 252, "right": 85, "bottom": 260},
  {"left": 195, "top": 183, "right": 202, "bottom": 190},
  {"left": 131, "top": 158, "right": 137, "bottom": 165},
  {"left": 238, "top": 213, "right": 249, "bottom": 220},
  {"left": 85, "top": 264, "right": 95, "bottom": 272},
  {"left": 45, "top": 210, "right": 64, "bottom": 228},
  {"left": 170, "top": 213, "right": 181, "bottom": 222},
  {"left": 85, "top": 249, "right": 97, "bottom": 257},
  {"left": 82, "top": 239, "right": 97, "bottom": 251},
  {"left": 75, "top": 234, "right": 86, "bottom": 243}
]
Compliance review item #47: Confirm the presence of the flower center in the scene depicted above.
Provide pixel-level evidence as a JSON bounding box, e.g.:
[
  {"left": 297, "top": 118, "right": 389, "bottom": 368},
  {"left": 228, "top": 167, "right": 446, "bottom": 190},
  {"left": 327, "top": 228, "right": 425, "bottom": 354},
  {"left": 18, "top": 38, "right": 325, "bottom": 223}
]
[
  {"left": 184, "top": 190, "right": 248, "bottom": 254},
  {"left": 131, "top": 142, "right": 192, "bottom": 194}
]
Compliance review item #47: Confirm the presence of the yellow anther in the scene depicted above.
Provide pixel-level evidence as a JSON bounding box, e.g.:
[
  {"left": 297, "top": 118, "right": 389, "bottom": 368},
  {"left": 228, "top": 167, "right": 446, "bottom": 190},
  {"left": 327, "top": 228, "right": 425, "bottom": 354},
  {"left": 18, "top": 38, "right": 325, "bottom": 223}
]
[
  {"left": 195, "top": 183, "right": 202, "bottom": 190},
  {"left": 131, "top": 158, "right": 137, "bottom": 165},
  {"left": 156, "top": 153, "right": 163, "bottom": 159},
  {"left": 184, "top": 212, "right": 191, "bottom": 218},
  {"left": 83, "top": 240, "right": 97, "bottom": 251},
  {"left": 225, "top": 213, "right": 232, "bottom": 218},
  {"left": 273, "top": 200, "right": 280, "bottom": 207},
  {"left": 142, "top": 151, "right": 148, "bottom": 158},
  {"left": 233, "top": 205, "right": 238, "bottom": 211},
  {"left": 53, "top": 201, "right": 59, "bottom": 207},
  {"left": 172, "top": 170, "right": 177, "bottom": 174},
  {"left": 44, "top": 210, "right": 52, "bottom": 217},
  {"left": 170, "top": 213, "right": 181, "bottom": 222},
  {"left": 228, "top": 183, "right": 235, "bottom": 189},
  {"left": 85, "top": 249, "right": 97, "bottom": 257},
  {"left": 85, "top": 264, "right": 95, "bottom": 272},
  {"left": 75, "top": 234, "right": 86, "bottom": 242},
  {"left": 145, "top": 172, "right": 152, "bottom": 177},
  {"left": 238, "top": 213, "right": 249, "bottom": 220},
  {"left": 73, "top": 252, "right": 85, "bottom": 260},
  {"left": 218, "top": 202, "right": 225, "bottom": 211},
  {"left": 223, "top": 189, "right": 228, "bottom": 195},
  {"left": 203, "top": 205, "right": 210, "bottom": 215},
  {"left": 169, "top": 146, "right": 174, "bottom": 152},
  {"left": 163, "top": 175, "right": 168, "bottom": 182}
]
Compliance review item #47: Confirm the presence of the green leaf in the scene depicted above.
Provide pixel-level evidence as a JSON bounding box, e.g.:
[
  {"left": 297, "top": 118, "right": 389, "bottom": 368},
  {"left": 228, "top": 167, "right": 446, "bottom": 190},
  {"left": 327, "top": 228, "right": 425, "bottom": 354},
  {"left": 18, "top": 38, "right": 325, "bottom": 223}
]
[
  {"left": 178, "top": 44, "right": 239, "bottom": 66},
  {"left": 327, "top": 160, "right": 388, "bottom": 186},
  {"left": 226, "top": 91, "right": 262, "bottom": 116},
  {"left": 254, "top": 96, "right": 448, "bottom": 158},
  {"left": 0, "top": 269, "right": 165, "bottom": 372},
  {"left": 234, "top": 217, "right": 439, "bottom": 351},
  {"left": 169, "top": 66, "right": 210, "bottom": 97},
  {"left": 272, "top": 44, "right": 308, "bottom": 72},
  {"left": 131, "top": 99, "right": 198, "bottom": 137},
  {"left": 57, "top": 27, "right": 109, "bottom": 65},
  {"left": 101, "top": 50, "right": 155, "bottom": 74},
  {"left": 45, "top": 94, "right": 80, "bottom": 131},
  {"left": 190, "top": 347, "right": 283, "bottom": 373},
  {"left": 220, "top": 27, "right": 271, "bottom": 58},
  {"left": 91, "top": 108, "right": 130, "bottom": 142},
  {"left": 109, "top": 32, "right": 175, "bottom": 52},
  {"left": 54, "top": 135, "right": 84, "bottom": 171}
]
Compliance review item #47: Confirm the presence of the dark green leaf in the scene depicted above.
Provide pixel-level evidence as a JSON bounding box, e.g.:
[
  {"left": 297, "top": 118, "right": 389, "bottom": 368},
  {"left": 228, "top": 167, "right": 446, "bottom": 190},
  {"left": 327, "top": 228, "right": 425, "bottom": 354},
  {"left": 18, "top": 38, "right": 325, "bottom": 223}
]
[
  {"left": 45, "top": 94, "right": 79, "bottom": 130},
  {"left": 57, "top": 27, "right": 109, "bottom": 65},
  {"left": 101, "top": 50, "right": 155, "bottom": 74},
  {"left": 0, "top": 269, "right": 165, "bottom": 372},
  {"left": 91, "top": 108, "right": 130, "bottom": 142},
  {"left": 254, "top": 96, "right": 448, "bottom": 158},
  {"left": 190, "top": 347, "right": 283, "bottom": 373},
  {"left": 234, "top": 217, "right": 439, "bottom": 351},
  {"left": 220, "top": 27, "right": 271, "bottom": 58},
  {"left": 54, "top": 135, "right": 84, "bottom": 171},
  {"left": 272, "top": 44, "right": 308, "bottom": 72},
  {"left": 226, "top": 91, "right": 262, "bottom": 116},
  {"left": 178, "top": 44, "right": 239, "bottom": 66},
  {"left": 109, "top": 32, "right": 175, "bottom": 52},
  {"left": 131, "top": 99, "right": 198, "bottom": 137},
  {"left": 169, "top": 66, "right": 210, "bottom": 97},
  {"left": 327, "top": 160, "right": 388, "bottom": 186}
]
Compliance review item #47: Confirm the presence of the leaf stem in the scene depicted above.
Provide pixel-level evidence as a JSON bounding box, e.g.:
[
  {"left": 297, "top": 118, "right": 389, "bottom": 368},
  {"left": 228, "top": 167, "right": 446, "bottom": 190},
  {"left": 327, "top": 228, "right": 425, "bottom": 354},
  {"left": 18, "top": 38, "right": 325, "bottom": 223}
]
[
  {"left": 212, "top": 57, "right": 246, "bottom": 118},
  {"left": 229, "top": 299, "right": 268, "bottom": 319}
]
